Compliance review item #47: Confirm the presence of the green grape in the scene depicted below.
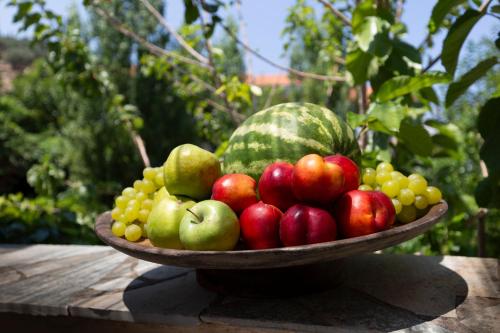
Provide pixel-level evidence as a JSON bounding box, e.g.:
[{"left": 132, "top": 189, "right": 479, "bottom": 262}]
[
  {"left": 154, "top": 172, "right": 164, "bottom": 187},
  {"left": 376, "top": 171, "right": 391, "bottom": 185},
  {"left": 125, "top": 224, "right": 142, "bottom": 242},
  {"left": 141, "top": 179, "right": 156, "bottom": 194},
  {"left": 397, "top": 205, "right": 417, "bottom": 224},
  {"left": 392, "top": 198, "right": 402, "bottom": 214},
  {"left": 414, "top": 195, "right": 429, "bottom": 209},
  {"left": 136, "top": 191, "right": 147, "bottom": 202},
  {"left": 138, "top": 209, "right": 150, "bottom": 223},
  {"left": 112, "top": 221, "right": 126, "bottom": 237},
  {"left": 376, "top": 162, "right": 394, "bottom": 173},
  {"left": 408, "top": 173, "right": 425, "bottom": 182},
  {"left": 141, "top": 199, "right": 153, "bottom": 210},
  {"left": 381, "top": 180, "right": 400, "bottom": 198},
  {"left": 133, "top": 180, "right": 144, "bottom": 192},
  {"left": 408, "top": 177, "right": 427, "bottom": 195},
  {"left": 424, "top": 186, "right": 442, "bottom": 204},
  {"left": 142, "top": 224, "right": 148, "bottom": 238},
  {"left": 117, "top": 214, "right": 127, "bottom": 223},
  {"left": 358, "top": 184, "right": 373, "bottom": 191},
  {"left": 124, "top": 206, "right": 138, "bottom": 223},
  {"left": 115, "top": 195, "right": 128, "bottom": 209},
  {"left": 111, "top": 207, "right": 122, "bottom": 220},
  {"left": 362, "top": 168, "right": 376, "bottom": 185},
  {"left": 374, "top": 185, "right": 381, "bottom": 191},
  {"left": 122, "top": 187, "right": 137, "bottom": 198},
  {"left": 398, "top": 188, "right": 415, "bottom": 206},
  {"left": 127, "top": 199, "right": 141, "bottom": 211},
  {"left": 143, "top": 167, "right": 157, "bottom": 181},
  {"left": 390, "top": 171, "right": 409, "bottom": 188}
]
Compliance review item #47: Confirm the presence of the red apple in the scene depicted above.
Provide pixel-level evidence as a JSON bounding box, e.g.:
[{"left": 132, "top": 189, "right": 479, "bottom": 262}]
[
  {"left": 333, "top": 190, "right": 395, "bottom": 238},
  {"left": 211, "top": 174, "right": 258, "bottom": 214},
  {"left": 258, "top": 162, "right": 297, "bottom": 211},
  {"left": 240, "top": 202, "right": 282, "bottom": 249},
  {"left": 324, "top": 155, "right": 360, "bottom": 193},
  {"left": 280, "top": 204, "right": 337, "bottom": 247},
  {"left": 292, "top": 154, "right": 345, "bottom": 205}
]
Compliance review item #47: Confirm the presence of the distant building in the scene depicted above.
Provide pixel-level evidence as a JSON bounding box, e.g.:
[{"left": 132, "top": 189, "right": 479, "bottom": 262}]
[{"left": 246, "top": 74, "right": 299, "bottom": 87}]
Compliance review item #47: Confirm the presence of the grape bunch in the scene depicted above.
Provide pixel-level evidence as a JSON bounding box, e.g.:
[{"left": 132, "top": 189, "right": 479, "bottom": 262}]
[
  {"left": 359, "top": 162, "right": 442, "bottom": 223},
  {"left": 110, "top": 166, "right": 165, "bottom": 241}
]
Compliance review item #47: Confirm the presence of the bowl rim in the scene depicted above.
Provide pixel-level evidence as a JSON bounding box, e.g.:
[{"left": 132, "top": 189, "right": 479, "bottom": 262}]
[{"left": 95, "top": 201, "right": 447, "bottom": 264}]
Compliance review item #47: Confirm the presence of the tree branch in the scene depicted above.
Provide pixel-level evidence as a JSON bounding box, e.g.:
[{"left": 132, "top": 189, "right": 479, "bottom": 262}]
[
  {"left": 91, "top": 4, "right": 212, "bottom": 70},
  {"left": 395, "top": 0, "right": 404, "bottom": 23},
  {"left": 422, "top": 54, "right": 441, "bottom": 73},
  {"left": 220, "top": 23, "right": 346, "bottom": 82},
  {"left": 479, "top": 0, "right": 493, "bottom": 12},
  {"left": 130, "top": 127, "right": 151, "bottom": 167},
  {"left": 316, "top": 0, "right": 351, "bottom": 26},
  {"left": 194, "top": 0, "right": 243, "bottom": 125},
  {"left": 138, "top": 0, "right": 209, "bottom": 65}
]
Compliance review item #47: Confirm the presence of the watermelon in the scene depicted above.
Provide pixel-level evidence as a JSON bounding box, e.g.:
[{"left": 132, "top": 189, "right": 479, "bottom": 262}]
[{"left": 222, "top": 102, "right": 360, "bottom": 180}]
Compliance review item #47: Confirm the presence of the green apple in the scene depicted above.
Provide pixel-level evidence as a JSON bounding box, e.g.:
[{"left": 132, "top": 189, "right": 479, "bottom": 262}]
[
  {"left": 146, "top": 195, "right": 196, "bottom": 249},
  {"left": 163, "top": 144, "right": 221, "bottom": 200},
  {"left": 179, "top": 200, "right": 240, "bottom": 251}
]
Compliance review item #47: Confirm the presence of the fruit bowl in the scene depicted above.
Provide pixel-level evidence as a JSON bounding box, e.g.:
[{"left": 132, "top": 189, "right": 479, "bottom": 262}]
[{"left": 95, "top": 200, "right": 447, "bottom": 270}]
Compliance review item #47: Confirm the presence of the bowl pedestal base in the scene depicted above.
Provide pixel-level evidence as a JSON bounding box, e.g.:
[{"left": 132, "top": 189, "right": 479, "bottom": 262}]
[{"left": 196, "top": 259, "right": 345, "bottom": 298}]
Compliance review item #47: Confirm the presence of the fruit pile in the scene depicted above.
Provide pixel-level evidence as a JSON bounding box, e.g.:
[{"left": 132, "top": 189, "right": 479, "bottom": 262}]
[
  {"left": 358, "top": 162, "right": 442, "bottom": 224},
  {"left": 107, "top": 103, "right": 443, "bottom": 251},
  {"left": 109, "top": 144, "right": 443, "bottom": 251}
]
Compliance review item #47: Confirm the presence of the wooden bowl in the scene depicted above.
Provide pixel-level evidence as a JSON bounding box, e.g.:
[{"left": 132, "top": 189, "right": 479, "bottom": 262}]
[{"left": 95, "top": 201, "right": 447, "bottom": 270}]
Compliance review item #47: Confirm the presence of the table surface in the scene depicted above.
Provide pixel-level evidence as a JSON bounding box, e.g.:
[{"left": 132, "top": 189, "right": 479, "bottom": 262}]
[{"left": 0, "top": 244, "right": 498, "bottom": 333}]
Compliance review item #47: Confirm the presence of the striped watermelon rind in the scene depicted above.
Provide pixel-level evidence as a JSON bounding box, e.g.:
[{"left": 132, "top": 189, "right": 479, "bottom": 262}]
[{"left": 222, "top": 102, "right": 360, "bottom": 180}]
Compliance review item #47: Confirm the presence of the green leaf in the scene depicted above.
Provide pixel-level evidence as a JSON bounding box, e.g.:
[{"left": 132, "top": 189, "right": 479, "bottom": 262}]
[
  {"left": 375, "top": 72, "right": 451, "bottom": 102},
  {"left": 352, "top": 0, "right": 393, "bottom": 30},
  {"left": 183, "top": 0, "right": 200, "bottom": 24},
  {"left": 428, "top": 0, "right": 467, "bottom": 34},
  {"left": 13, "top": 2, "right": 33, "bottom": 22},
  {"left": 420, "top": 87, "right": 440, "bottom": 104},
  {"left": 346, "top": 112, "right": 367, "bottom": 129},
  {"left": 22, "top": 13, "right": 42, "bottom": 30},
  {"left": 441, "top": 10, "right": 483, "bottom": 76},
  {"left": 201, "top": 1, "right": 220, "bottom": 13},
  {"left": 353, "top": 17, "right": 391, "bottom": 57},
  {"left": 398, "top": 119, "right": 432, "bottom": 156},
  {"left": 366, "top": 102, "right": 406, "bottom": 134},
  {"left": 445, "top": 57, "right": 498, "bottom": 107},
  {"left": 491, "top": 5, "right": 500, "bottom": 14},
  {"left": 346, "top": 48, "right": 380, "bottom": 85},
  {"left": 352, "top": 0, "right": 375, "bottom": 30}
]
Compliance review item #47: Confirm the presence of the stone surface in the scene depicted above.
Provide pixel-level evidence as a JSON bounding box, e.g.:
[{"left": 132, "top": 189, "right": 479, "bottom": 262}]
[{"left": 0, "top": 244, "right": 498, "bottom": 332}]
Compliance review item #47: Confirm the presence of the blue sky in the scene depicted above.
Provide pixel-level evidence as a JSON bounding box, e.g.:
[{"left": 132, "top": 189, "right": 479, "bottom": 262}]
[{"left": 1, "top": 1, "right": 497, "bottom": 74}]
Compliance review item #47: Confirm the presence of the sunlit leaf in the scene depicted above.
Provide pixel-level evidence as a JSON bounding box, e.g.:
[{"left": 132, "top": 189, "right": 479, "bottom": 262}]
[
  {"left": 428, "top": 0, "right": 466, "bottom": 33},
  {"left": 366, "top": 102, "right": 406, "bottom": 134},
  {"left": 441, "top": 10, "right": 482, "bottom": 76},
  {"left": 375, "top": 72, "right": 451, "bottom": 102}
]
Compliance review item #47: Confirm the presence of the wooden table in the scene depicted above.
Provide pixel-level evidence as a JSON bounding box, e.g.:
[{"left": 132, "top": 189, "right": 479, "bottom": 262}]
[{"left": 0, "top": 244, "right": 498, "bottom": 332}]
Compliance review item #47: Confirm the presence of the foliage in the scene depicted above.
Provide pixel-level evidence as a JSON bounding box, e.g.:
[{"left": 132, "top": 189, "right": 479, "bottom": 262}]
[{"left": 0, "top": 193, "right": 98, "bottom": 244}]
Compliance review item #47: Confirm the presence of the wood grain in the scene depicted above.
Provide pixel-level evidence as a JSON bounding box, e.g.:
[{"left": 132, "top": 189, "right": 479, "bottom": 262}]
[{"left": 95, "top": 201, "right": 448, "bottom": 269}]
